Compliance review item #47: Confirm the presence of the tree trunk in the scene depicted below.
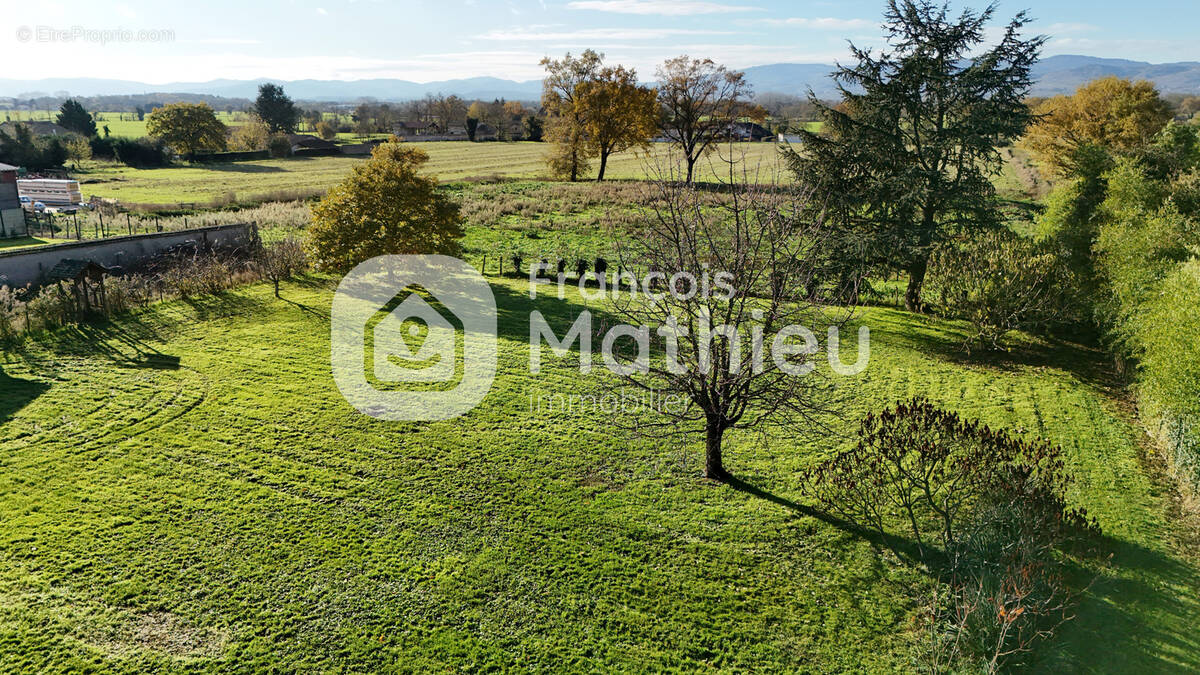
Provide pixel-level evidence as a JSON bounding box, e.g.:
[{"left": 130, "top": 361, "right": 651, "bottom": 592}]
[
  {"left": 705, "top": 421, "right": 727, "bottom": 480},
  {"left": 685, "top": 155, "right": 696, "bottom": 184},
  {"left": 904, "top": 254, "right": 929, "bottom": 313},
  {"left": 596, "top": 151, "right": 609, "bottom": 182}
]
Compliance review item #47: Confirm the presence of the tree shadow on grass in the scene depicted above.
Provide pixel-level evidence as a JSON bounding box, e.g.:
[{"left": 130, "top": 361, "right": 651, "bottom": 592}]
[
  {"left": 1042, "top": 533, "right": 1200, "bottom": 673},
  {"left": 0, "top": 366, "right": 49, "bottom": 423},
  {"left": 863, "top": 308, "right": 1123, "bottom": 392},
  {"left": 723, "top": 472, "right": 930, "bottom": 565},
  {"left": 281, "top": 296, "right": 330, "bottom": 323},
  {"left": 179, "top": 292, "right": 271, "bottom": 321},
  {"left": 199, "top": 163, "right": 288, "bottom": 173},
  {"left": 727, "top": 470, "right": 1200, "bottom": 673},
  {"left": 10, "top": 318, "right": 182, "bottom": 372}
]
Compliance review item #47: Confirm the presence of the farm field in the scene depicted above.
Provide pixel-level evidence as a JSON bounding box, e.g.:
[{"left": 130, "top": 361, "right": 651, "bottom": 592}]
[
  {"left": 75, "top": 142, "right": 785, "bottom": 206},
  {"left": 2, "top": 111, "right": 250, "bottom": 140},
  {"left": 0, "top": 276, "right": 1197, "bottom": 672}
]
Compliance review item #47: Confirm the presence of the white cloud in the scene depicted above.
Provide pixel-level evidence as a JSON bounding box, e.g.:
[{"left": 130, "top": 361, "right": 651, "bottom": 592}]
[
  {"left": 316, "top": 7, "right": 328, "bottom": 15},
  {"left": 477, "top": 27, "right": 736, "bottom": 41},
  {"left": 183, "top": 38, "right": 264, "bottom": 45},
  {"left": 566, "top": 0, "right": 759, "bottom": 16},
  {"left": 1044, "top": 36, "right": 1186, "bottom": 59},
  {"left": 757, "top": 17, "right": 876, "bottom": 30},
  {"left": 1045, "top": 22, "right": 1098, "bottom": 35}
]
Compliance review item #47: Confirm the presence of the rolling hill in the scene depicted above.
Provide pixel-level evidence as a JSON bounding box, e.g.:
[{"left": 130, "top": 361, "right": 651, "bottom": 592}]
[{"left": 1, "top": 55, "right": 1197, "bottom": 103}]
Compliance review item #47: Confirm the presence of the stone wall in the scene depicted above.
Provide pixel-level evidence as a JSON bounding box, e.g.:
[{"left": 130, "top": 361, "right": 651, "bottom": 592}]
[{"left": 0, "top": 223, "right": 255, "bottom": 289}]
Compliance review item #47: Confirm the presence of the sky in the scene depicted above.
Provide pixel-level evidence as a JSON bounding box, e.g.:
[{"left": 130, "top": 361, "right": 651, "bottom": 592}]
[{"left": 4, "top": 0, "right": 1199, "bottom": 84}]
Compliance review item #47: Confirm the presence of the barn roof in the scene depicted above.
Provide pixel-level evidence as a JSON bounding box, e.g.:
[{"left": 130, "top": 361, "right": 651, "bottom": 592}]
[
  {"left": 0, "top": 121, "right": 73, "bottom": 137},
  {"left": 46, "top": 259, "right": 111, "bottom": 283},
  {"left": 0, "top": 163, "right": 18, "bottom": 172},
  {"left": 285, "top": 134, "right": 338, "bottom": 149}
]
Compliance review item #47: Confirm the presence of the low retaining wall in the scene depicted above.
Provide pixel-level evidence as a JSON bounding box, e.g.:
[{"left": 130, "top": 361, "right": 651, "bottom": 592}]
[{"left": 0, "top": 223, "right": 256, "bottom": 289}]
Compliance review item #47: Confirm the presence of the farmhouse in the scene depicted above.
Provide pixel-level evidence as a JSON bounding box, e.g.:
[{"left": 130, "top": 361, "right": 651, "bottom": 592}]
[
  {"left": 0, "top": 120, "right": 74, "bottom": 137},
  {"left": 726, "top": 121, "right": 772, "bottom": 142},
  {"left": 0, "top": 163, "right": 28, "bottom": 238},
  {"left": 474, "top": 123, "right": 499, "bottom": 141},
  {"left": 395, "top": 120, "right": 432, "bottom": 136},
  {"left": 286, "top": 134, "right": 339, "bottom": 153}
]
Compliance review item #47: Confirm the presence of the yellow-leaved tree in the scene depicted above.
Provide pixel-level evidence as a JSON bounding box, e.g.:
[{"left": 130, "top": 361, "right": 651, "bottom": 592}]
[
  {"left": 1023, "top": 76, "right": 1173, "bottom": 176},
  {"left": 307, "top": 143, "right": 463, "bottom": 272},
  {"left": 576, "top": 65, "right": 658, "bottom": 181}
]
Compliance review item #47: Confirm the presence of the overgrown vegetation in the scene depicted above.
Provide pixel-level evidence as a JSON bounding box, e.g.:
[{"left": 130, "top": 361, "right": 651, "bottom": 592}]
[
  {"left": 0, "top": 238, "right": 307, "bottom": 340},
  {"left": 1035, "top": 106, "right": 1200, "bottom": 492},
  {"left": 803, "top": 399, "right": 1103, "bottom": 672},
  {"left": 926, "top": 229, "right": 1072, "bottom": 351}
]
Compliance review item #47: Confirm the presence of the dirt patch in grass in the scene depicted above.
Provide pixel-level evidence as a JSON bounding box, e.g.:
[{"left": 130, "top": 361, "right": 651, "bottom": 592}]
[{"left": 93, "top": 611, "right": 229, "bottom": 659}]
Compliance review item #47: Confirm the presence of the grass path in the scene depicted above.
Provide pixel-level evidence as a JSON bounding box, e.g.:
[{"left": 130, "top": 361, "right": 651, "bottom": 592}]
[{"left": 0, "top": 277, "right": 1196, "bottom": 672}]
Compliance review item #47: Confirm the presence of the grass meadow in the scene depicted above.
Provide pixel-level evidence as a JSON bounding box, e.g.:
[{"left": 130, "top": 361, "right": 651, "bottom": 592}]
[
  {"left": 0, "top": 276, "right": 1197, "bottom": 671},
  {"left": 75, "top": 142, "right": 785, "bottom": 207},
  {"left": 3, "top": 111, "right": 250, "bottom": 140}
]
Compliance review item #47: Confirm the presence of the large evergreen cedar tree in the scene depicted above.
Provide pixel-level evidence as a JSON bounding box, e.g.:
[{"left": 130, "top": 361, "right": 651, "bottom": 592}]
[
  {"left": 145, "top": 103, "right": 228, "bottom": 156},
  {"left": 576, "top": 65, "right": 658, "bottom": 181},
  {"left": 656, "top": 56, "right": 756, "bottom": 184},
  {"left": 56, "top": 99, "right": 97, "bottom": 137},
  {"left": 1023, "top": 76, "right": 1174, "bottom": 177},
  {"left": 307, "top": 144, "right": 463, "bottom": 272},
  {"left": 541, "top": 50, "right": 603, "bottom": 181},
  {"left": 254, "top": 83, "right": 300, "bottom": 135},
  {"left": 786, "top": 0, "right": 1044, "bottom": 312}
]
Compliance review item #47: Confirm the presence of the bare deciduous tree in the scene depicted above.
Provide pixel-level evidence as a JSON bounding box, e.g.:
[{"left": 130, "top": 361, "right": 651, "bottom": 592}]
[
  {"left": 603, "top": 160, "right": 859, "bottom": 479},
  {"left": 256, "top": 236, "right": 309, "bottom": 298},
  {"left": 656, "top": 56, "right": 756, "bottom": 184}
]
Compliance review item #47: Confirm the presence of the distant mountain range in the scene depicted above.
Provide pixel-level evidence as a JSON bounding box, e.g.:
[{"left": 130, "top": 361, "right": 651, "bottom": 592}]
[
  {"left": 2, "top": 55, "right": 1198, "bottom": 103},
  {"left": 745, "top": 56, "right": 1200, "bottom": 98}
]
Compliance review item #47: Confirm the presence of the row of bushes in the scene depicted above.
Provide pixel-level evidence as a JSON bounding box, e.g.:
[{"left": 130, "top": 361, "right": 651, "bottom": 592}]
[
  {"left": 1091, "top": 154, "right": 1200, "bottom": 491},
  {"left": 921, "top": 122, "right": 1200, "bottom": 495},
  {"left": 89, "top": 135, "right": 171, "bottom": 167},
  {"left": 1037, "top": 124, "right": 1200, "bottom": 493}
]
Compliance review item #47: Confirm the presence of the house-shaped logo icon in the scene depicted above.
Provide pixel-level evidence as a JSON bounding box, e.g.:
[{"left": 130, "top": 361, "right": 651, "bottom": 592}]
[{"left": 371, "top": 293, "right": 458, "bottom": 384}]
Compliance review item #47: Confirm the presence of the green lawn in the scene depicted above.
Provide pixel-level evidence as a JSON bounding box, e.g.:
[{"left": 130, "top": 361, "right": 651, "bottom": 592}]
[
  {"left": 4, "top": 111, "right": 249, "bottom": 140},
  {"left": 1, "top": 276, "right": 1196, "bottom": 672},
  {"left": 74, "top": 142, "right": 785, "bottom": 206},
  {"left": 0, "top": 236, "right": 74, "bottom": 251}
]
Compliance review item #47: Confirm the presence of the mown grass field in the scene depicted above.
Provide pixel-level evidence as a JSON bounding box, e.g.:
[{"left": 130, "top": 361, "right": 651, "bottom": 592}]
[
  {"left": 4, "top": 111, "right": 250, "bottom": 141},
  {"left": 1, "top": 276, "right": 1197, "bottom": 672},
  {"left": 0, "top": 236, "right": 76, "bottom": 251},
  {"left": 75, "top": 142, "right": 785, "bottom": 206}
]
